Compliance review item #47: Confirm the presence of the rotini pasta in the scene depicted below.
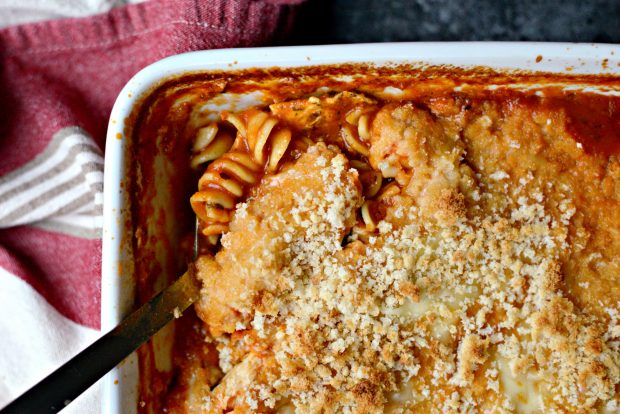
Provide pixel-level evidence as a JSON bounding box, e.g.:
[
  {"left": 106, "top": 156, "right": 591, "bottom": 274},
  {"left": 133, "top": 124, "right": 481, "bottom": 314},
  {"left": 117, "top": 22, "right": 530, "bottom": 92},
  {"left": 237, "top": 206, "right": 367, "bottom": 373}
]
[
  {"left": 357, "top": 181, "right": 400, "bottom": 233},
  {"left": 350, "top": 160, "right": 382, "bottom": 198},
  {"left": 341, "top": 106, "right": 376, "bottom": 157},
  {"left": 348, "top": 158, "right": 396, "bottom": 235},
  {"left": 191, "top": 104, "right": 390, "bottom": 244},
  {"left": 190, "top": 123, "right": 235, "bottom": 169},
  {"left": 190, "top": 151, "right": 261, "bottom": 236},
  {"left": 190, "top": 109, "right": 294, "bottom": 240},
  {"left": 223, "top": 109, "right": 292, "bottom": 173},
  {"left": 345, "top": 106, "right": 373, "bottom": 141}
]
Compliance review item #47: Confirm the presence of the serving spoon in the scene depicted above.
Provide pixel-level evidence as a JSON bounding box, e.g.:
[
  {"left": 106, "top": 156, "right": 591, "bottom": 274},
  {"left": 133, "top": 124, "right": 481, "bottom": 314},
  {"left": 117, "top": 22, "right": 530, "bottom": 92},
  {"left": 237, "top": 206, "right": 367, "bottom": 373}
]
[{"left": 0, "top": 223, "right": 202, "bottom": 414}]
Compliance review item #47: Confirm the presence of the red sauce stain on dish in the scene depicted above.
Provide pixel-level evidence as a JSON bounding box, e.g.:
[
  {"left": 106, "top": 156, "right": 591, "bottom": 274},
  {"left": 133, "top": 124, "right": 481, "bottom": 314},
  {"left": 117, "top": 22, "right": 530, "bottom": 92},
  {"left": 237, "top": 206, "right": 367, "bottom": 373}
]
[
  {"left": 490, "top": 88, "right": 620, "bottom": 155},
  {"left": 560, "top": 92, "right": 620, "bottom": 154},
  {"left": 536, "top": 54, "right": 543, "bottom": 63},
  {"left": 602, "top": 58, "right": 609, "bottom": 69}
]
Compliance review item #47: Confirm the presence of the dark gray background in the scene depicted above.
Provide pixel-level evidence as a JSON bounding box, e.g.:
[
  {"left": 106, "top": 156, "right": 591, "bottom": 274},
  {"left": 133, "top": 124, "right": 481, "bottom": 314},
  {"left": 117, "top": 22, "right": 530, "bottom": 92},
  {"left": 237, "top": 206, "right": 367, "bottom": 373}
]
[{"left": 286, "top": 0, "right": 620, "bottom": 44}]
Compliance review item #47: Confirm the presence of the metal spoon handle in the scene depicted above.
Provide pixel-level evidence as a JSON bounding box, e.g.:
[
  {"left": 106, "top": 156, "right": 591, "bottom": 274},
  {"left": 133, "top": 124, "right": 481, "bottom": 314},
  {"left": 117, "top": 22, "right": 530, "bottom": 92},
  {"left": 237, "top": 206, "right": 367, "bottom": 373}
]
[{"left": 0, "top": 267, "right": 200, "bottom": 414}]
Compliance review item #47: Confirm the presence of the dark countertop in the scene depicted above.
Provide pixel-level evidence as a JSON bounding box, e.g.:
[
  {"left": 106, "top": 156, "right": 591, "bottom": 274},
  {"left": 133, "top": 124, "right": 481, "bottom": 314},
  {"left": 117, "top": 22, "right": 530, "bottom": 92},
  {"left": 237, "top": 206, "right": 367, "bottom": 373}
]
[{"left": 287, "top": 0, "right": 620, "bottom": 44}]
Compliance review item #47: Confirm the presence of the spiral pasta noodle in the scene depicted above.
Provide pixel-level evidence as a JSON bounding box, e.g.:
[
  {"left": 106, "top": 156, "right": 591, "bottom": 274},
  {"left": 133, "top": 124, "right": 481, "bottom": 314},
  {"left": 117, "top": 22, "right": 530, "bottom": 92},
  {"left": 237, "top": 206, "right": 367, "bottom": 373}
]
[
  {"left": 190, "top": 123, "right": 235, "bottom": 169},
  {"left": 341, "top": 106, "right": 375, "bottom": 157},
  {"left": 350, "top": 160, "right": 382, "bottom": 198},
  {"left": 344, "top": 106, "right": 405, "bottom": 235},
  {"left": 190, "top": 109, "right": 294, "bottom": 240},
  {"left": 343, "top": 108, "right": 397, "bottom": 236},
  {"left": 354, "top": 182, "right": 401, "bottom": 238},
  {"left": 223, "top": 109, "right": 292, "bottom": 173}
]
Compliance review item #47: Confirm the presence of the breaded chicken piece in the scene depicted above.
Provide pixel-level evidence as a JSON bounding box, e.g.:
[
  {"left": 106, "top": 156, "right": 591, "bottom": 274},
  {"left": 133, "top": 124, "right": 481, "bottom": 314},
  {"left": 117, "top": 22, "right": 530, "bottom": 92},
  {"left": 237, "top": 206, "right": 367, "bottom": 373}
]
[
  {"left": 194, "top": 143, "right": 362, "bottom": 337},
  {"left": 369, "top": 102, "right": 472, "bottom": 225}
]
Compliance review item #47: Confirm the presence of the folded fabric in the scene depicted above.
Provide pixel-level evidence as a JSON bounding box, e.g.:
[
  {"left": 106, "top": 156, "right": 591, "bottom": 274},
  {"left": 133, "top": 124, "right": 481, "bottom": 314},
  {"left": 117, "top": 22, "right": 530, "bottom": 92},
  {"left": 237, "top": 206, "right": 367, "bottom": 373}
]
[
  {"left": 0, "top": 0, "right": 301, "bottom": 411},
  {"left": 0, "top": 0, "right": 142, "bottom": 28}
]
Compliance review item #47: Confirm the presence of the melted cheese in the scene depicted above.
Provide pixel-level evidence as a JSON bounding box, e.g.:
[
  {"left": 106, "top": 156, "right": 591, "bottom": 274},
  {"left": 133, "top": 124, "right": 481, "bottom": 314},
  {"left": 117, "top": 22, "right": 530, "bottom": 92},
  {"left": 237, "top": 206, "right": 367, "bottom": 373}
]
[{"left": 497, "top": 357, "right": 543, "bottom": 413}]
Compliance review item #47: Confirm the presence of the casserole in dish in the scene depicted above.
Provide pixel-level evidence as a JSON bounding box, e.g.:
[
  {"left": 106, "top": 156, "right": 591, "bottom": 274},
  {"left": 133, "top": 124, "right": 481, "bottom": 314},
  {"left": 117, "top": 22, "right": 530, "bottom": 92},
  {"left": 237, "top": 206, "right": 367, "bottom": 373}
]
[{"left": 103, "top": 43, "right": 620, "bottom": 413}]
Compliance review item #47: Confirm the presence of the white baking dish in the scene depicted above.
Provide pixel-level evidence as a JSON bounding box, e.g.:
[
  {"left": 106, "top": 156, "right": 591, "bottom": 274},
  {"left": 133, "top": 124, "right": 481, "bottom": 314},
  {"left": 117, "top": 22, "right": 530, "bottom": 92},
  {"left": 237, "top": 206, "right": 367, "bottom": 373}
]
[{"left": 102, "top": 42, "right": 620, "bottom": 413}]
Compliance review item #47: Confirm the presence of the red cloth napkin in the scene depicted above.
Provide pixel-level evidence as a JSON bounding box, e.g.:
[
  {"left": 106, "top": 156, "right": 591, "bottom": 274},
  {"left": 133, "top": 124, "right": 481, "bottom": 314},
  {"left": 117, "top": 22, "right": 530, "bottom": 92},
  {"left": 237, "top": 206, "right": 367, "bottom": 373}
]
[{"left": 0, "top": 0, "right": 301, "bottom": 410}]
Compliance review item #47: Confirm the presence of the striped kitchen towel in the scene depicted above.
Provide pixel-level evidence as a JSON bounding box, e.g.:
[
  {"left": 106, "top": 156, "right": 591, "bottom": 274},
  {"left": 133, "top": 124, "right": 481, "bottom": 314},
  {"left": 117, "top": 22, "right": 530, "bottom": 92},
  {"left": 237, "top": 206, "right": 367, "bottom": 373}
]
[{"left": 0, "top": 0, "right": 301, "bottom": 412}]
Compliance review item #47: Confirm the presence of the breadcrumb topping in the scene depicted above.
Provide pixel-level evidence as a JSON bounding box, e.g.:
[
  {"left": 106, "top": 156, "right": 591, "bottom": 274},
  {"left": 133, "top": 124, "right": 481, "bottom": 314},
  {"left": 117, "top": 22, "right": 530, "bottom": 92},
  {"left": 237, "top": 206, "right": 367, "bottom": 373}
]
[{"left": 189, "top": 100, "right": 620, "bottom": 414}]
